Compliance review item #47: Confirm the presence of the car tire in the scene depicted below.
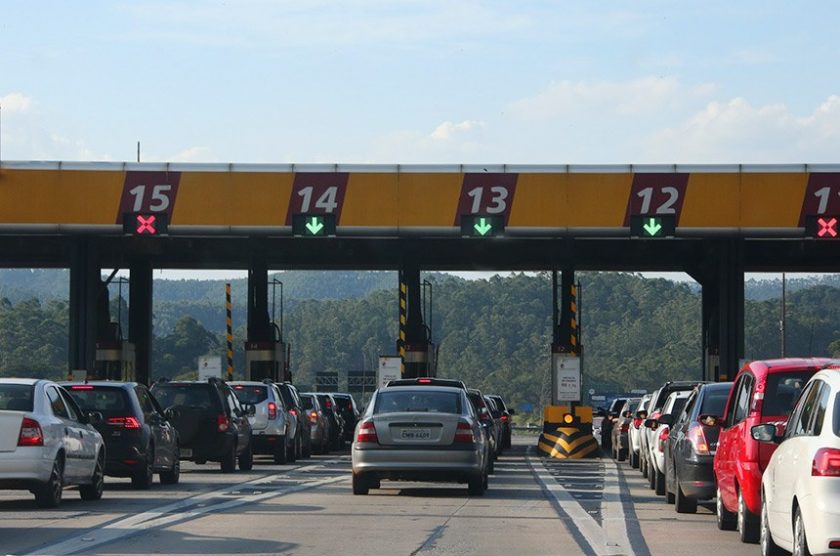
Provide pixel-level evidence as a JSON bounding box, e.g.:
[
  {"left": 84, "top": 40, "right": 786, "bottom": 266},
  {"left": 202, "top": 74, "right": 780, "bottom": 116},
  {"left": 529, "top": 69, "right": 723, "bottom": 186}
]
[
  {"left": 467, "top": 473, "right": 486, "bottom": 496},
  {"left": 488, "top": 455, "right": 495, "bottom": 475},
  {"left": 132, "top": 446, "right": 155, "bottom": 489},
  {"left": 274, "top": 436, "right": 288, "bottom": 464},
  {"left": 641, "top": 454, "right": 648, "bottom": 478},
  {"left": 35, "top": 455, "right": 64, "bottom": 508},
  {"left": 654, "top": 468, "right": 666, "bottom": 496},
  {"left": 220, "top": 444, "right": 237, "bottom": 473},
  {"left": 80, "top": 450, "right": 105, "bottom": 501},
  {"left": 738, "top": 489, "right": 760, "bottom": 543},
  {"left": 160, "top": 447, "right": 180, "bottom": 485},
  {"left": 793, "top": 506, "right": 811, "bottom": 556},
  {"left": 238, "top": 441, "right": 254, "bottom": 471},
  {"left": 716, "top": 485, "right": 737, "bottom": 530},
  {"left": 760, "top": 492, "right": 784, "bottom": 556},
  {"left": 675, "top": 478, "right": 697, "bottom": 514},
  {"left": 302, "top": 435, "right": 312, "bottom": 458},
  {"left": 648, "top": 463, "right": 656, "bottom": 489},
  {"left": 352, "top": 473, "right": 369, "bottom": 495},
  {"left": 630, "top": 450, "right": 639, "bottom": 469}
]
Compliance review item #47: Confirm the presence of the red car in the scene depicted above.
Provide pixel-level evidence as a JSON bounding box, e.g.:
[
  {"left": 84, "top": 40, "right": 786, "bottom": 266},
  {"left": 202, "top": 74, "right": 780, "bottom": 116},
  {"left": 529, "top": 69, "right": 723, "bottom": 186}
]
[{"left": 713, "top": 357, "right": 830, "bottom": 544}]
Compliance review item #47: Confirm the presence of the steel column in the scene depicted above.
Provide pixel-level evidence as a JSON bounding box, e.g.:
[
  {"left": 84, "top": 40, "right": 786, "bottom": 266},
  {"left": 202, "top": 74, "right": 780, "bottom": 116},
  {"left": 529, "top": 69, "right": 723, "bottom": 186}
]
[
  {"left": 247, "top": 260, "right": 271, "bottom": 343},
  {"left": 68, "top": 239, "right": 99, "bottom": 374},
  {"left": 129, "top": 260, "right": 153, "bottom": 384},
  {"left": 400, "top": 263, "right": 430, "bottom": 378},
  {"left": 718, "top": 239, "right": 744, "bottom": 382}
]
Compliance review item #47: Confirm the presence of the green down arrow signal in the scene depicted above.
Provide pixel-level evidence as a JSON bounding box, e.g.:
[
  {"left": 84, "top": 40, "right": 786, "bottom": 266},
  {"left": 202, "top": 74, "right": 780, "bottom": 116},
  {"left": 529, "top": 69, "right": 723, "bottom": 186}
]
[
  {"left": 305, "top": 217, "right": 325, "bottom": 235},
  {"left": 473, "top": 217, "right": 493, "bottom": 236},
  {"left": 642, "top": 217, "right": 662, "bottom": 236}
]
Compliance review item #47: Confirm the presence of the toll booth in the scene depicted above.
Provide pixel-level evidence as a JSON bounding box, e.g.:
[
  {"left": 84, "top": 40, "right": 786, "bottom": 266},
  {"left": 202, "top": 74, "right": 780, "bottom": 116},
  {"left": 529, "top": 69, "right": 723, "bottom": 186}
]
[
  {"left": 244, "top": 335, "right": 289, "bottom": 382},
  {"left": 93, "top": 339, "right": 136, "bottom": 381}
]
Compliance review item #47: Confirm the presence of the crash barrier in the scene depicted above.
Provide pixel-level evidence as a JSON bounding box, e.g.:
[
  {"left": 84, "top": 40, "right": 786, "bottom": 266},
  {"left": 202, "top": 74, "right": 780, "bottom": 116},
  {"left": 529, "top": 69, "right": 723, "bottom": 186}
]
[{"left": 537, "top": 405, "right": 600, "bottom": 459}]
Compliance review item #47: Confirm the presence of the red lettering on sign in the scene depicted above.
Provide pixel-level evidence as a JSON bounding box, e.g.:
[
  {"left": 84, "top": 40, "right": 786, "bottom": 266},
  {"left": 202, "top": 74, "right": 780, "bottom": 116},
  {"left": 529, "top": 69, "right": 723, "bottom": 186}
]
[
  {"left": 799, "top": 173, "right": 840, "bottom": 226},
  {"left": 285, "top": 173, "right": 349, "bottom": 225},
  {"left": 116, "top": 172, "right": 181, "bottom": 224},
  {"left": 624, "top": 173, "right": 689, "bottom": 226},
  {"left": 454, "top": 174, "right": 518, "bottom": 226}
]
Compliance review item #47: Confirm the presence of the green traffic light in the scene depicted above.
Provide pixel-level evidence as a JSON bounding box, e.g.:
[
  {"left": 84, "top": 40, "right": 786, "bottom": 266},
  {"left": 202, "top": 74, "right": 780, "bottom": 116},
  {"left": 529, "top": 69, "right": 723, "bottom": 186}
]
[
  {"left": 473, "top": 217, "right": 493, "bottom": 236},
  {"left": 642, "top": 217, "right": 663, "bottom": 236},
  {"left": 305, "top": 216, "right": 325, "bottom": 235}
]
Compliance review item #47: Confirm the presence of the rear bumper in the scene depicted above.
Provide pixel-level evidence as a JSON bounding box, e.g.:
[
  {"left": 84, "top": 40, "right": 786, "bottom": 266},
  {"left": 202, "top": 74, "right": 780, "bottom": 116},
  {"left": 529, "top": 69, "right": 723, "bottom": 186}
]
[
  {"left": 352, "top": 445, "right": 483, "bottom": 479},
  {"left": 103, "top": 437, "right": 148, "bottom": 476},
  {"left": 251, "top": 434, "right": 284, "bottom": 454},
  {"left": 180, "top": 434, "right": 236, "bottom": 462},
  {"left": 0, "top": 448, "right": 54, "bottom": 486},
  {"left": 676, "top": 458, "right": 715, "bottom": 500},
  {"left": 797, "top": 480, "right": 840, "bottom": 555}
]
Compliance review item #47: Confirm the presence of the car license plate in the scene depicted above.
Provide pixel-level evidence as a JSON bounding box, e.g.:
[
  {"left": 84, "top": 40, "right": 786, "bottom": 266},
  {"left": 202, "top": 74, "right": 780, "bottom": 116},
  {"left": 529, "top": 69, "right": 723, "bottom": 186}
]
[
  {"left": 180, "top": 448, "right": 192, "bottom": 458},
  {"left": 401, "top": 428, "right": 431, "bottom": 440}
]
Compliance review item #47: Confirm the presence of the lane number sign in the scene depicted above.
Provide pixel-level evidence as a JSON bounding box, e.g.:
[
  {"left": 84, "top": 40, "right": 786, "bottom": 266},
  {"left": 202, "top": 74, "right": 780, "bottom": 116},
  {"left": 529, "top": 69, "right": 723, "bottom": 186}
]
[{"left": 624, "top": 173, "right": 689, "bottom": 226}]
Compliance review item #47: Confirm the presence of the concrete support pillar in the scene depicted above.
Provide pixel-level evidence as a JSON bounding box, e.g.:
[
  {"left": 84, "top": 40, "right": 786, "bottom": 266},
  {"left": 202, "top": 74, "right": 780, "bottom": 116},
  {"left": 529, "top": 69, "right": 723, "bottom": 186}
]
[
  {"left": 399, "top": 263, "right": 430, "bottom": 378},
  {"left": 247, "top": 260, "right": 271, "bottom": 342},
  {"left": 718, "top": 239, "right": 745, "bottom": 381},
  {"left": 129, "top": 260, "right": 153, "bottom": 384},
  {"left": 68, "top": 239, "right": 99, "bottom": 374}
]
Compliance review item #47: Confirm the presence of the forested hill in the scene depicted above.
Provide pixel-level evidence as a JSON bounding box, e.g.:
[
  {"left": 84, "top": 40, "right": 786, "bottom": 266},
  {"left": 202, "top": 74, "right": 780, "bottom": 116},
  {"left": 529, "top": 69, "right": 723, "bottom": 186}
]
[{"left": 2, "top": 270, "right": 840, "bottom": 416}]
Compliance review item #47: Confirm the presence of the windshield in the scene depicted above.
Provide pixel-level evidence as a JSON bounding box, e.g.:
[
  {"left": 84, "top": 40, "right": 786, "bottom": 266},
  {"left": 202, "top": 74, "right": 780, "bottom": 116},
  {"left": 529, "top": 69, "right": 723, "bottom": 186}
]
[
  {"left": 152, "top": 384, "right": 218, "bottom": 410},
  {"left": 374, "top": 390, "right": 462, "bottom": 415},
  {"left": 0, "top": 384, "right": 34, "bottom": 412},
  {"left": 763, "top": 371, "right": 817, "bottom": 416},
  {"left": 231, "top": 385, "right": 268, "bottom": 405}
]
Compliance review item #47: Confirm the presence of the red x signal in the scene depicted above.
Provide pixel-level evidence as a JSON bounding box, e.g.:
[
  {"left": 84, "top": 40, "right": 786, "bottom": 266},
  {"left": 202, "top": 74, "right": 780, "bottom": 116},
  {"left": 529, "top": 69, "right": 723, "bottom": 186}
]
[
  {"left": 122, "top": 212, "right": 168, "bottom": 235},
  {"left": 136, "top": 214, "right": 157, "bottom": 234},
  {"left": 818, "top": 217, "right": 838, "bottom": 238}
]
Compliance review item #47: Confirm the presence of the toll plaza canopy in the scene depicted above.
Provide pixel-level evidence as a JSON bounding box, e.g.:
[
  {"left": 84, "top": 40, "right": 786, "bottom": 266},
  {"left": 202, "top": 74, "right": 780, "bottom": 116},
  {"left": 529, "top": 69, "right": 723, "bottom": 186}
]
[{"left": 1, "top": 161, "right": 840, "bottom": 237}]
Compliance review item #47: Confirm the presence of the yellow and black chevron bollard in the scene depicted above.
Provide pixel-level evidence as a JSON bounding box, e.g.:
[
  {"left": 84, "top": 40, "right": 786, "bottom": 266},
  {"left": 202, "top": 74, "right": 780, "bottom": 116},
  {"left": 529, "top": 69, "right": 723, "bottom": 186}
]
[{"left": 537, "top": 405, "right": 600, "bottom": 459}]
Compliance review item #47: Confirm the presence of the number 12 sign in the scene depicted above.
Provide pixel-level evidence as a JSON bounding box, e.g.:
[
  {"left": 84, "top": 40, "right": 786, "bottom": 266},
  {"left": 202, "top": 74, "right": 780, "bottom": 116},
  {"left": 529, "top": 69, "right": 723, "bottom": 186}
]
[{"left": 623, "top": 173, "right": 688, "bottom": 227}]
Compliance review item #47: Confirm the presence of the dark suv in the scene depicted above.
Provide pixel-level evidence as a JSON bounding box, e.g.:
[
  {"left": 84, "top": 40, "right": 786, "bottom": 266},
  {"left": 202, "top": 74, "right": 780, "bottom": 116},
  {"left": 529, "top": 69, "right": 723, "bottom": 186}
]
[
  {"left": 151, "top": 378, "right": 254, "bottom": 473},
  {"left": 65, "top": 381, "right": 181, "bottom": 488},
  {"left": 329, "top": 393, "right": 361, "bottom": 442}
]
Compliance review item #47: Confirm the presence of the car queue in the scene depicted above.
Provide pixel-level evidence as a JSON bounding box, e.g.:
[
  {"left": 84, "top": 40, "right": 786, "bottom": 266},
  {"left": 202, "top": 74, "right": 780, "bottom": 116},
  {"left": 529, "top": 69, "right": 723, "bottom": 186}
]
[{"left": 606, "top": 358, "right": 840, "bottom": 556}]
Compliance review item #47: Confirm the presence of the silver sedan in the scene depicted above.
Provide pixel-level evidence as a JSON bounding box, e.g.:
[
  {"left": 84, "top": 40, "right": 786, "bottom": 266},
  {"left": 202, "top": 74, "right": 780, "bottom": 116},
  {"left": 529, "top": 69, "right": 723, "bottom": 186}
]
[{"left": 351, "top": 385, "right": 489, "bottom": 496}]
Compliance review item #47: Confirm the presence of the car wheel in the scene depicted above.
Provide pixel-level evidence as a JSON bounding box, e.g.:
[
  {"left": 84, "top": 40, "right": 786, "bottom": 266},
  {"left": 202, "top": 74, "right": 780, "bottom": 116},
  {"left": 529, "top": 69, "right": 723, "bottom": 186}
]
[
  {"left": 793, "top": 506, "right": 811, "bottom": 556},
  {"left": 738, "top": 489, "right": 760, "bottom": 543},
  {"left": 467, "top": 473, "right": 486, "bottom": 496},
  {"left": 654, "top": 468, "right": 666, "bottom": 496},
  {"left": 648, "top": 463, "right": 656, "bottom": 489},
  {"left": 160, "top": 447, "right": 180, "bottom": 485},
  {"left": 288, "top": 435, "right": 298, "bottom": 463},
  {"left": 675, "top": 475, "right": 697, "bottom": 514},
  {"left": 132, "top": 446, "right": 154, "bottom": 489},
  {"left": 488, "top": 455, "right": 495, "bottom": 475},
  {"left": 641, "top": 454, "right": 648, "bottom": 478},
  {"left": 80, "top": 450, "right": 105, "bottom": 501},
  {"left": 238, "top": 440, "right": 254, "bottom": 471},
  {"left": 352, "top": 473, "right": 369, "bottom": 495},
  {"left": 274, "top": 436, "right": 288, "bottom": 464},
  {"left": 760, "top": 492, "right": 784, "bottom": 556},
  {"left": 629, "top": 450, "right": 639, "bottom": 469},
  {"left": 220, "top": 443, "right": 237, "bottom": 473},
  {"left": 717, "top": 485, "right": 737, "bottom": 530},
  {"left": 35, "top": 455, "right": 64, "bottom": 508}
]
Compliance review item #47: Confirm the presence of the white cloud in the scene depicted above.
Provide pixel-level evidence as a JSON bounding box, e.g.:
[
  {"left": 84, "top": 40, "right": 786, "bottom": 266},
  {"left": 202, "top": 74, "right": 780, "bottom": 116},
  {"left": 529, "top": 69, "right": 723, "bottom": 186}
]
[
  {"left": 645, "top": 95, "right": 840, "bottom": 162},
  {"left": 169, "top": 146, "right": 214, "bottom": 162},
  {"left": 509, "top": 77, "right": 717, "bottom": 120},
  {"left": 0, "top": 92, "right": 33, "bottom": 113},
  {"left": 430, "top": 120, "right": 485, "bottom": 141}
]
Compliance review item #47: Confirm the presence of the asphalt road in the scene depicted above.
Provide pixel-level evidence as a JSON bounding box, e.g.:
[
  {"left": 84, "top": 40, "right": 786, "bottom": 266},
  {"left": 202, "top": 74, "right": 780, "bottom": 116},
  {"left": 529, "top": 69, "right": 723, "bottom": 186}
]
[{"left": 0, "top": 436, "right": 755, "bottom": 556}]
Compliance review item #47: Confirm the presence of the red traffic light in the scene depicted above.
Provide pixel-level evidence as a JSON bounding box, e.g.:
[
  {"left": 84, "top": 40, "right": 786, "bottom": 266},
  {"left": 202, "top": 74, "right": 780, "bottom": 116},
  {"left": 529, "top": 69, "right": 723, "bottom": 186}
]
[
  {"left": 805, "top": 215, "right": 840, "bottom": 239},
  {"left": 123, "top": 213, "right": 169, "bottom": 235}
]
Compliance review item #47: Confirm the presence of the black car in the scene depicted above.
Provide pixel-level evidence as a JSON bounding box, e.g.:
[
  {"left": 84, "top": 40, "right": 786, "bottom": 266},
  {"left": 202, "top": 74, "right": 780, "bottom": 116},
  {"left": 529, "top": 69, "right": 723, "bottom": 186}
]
[
  {"left": 610, "top": 397, "right": 641, "bottom": 462},
  {"left": 487, "top": 394, "right": 514, "bottom": 449},
  {"left": 663, "top": 382, "right": 732, "bottom": 513},
  {"left": 598, "top": 397, "right": 628, "bottom": 451},
  {"left": 65, "top": 381, "right": 180, "bottom": 488},
  {"left": 315, "top": 393, "right": 345, "bottom": 449},
  {"left": 329, "top": 393, "right": 360, "bottom": 442},
  {"left": 276, "top": 382, "right": 312, "bottom": 458},
  {"left": 151, "top": 377, "right": 254, "bottom": 473}
]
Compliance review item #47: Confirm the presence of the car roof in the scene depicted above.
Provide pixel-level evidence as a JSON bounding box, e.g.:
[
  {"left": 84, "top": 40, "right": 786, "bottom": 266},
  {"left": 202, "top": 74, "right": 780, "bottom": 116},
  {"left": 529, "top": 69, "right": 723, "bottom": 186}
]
[
  {"left": 228, "top": 381, "right": 273, "bottom": 386},
  {"left": 63, "top": 381, "right": 136, "bottom": 388},
  {"left": 745, "top": 357, "right": 833, "bottom": 374},
  {"left": 809, "top": 368, "right": 840, "bottom": 388},
  {"left": 386, "top": 377, "right": 467, "bottom": 389},
  {"left": 379, "top": 385, "right": 464, "bottom": 394},
  {"left": 0, "top": 378, "right": 43, "bottom": 385}
]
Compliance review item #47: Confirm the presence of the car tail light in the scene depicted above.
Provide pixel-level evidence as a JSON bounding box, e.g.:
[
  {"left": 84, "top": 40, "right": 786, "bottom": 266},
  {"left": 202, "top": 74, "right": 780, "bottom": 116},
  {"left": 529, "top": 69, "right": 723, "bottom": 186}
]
[
  {"left": 289, "top": 408, "right": 298, "bottom": 417},
  {"left": 658, "top": 426, "right": 670, "bottom": 452},
  {"left": 356, "top": 420, "right": 378, "bottom": 444},
  {"left": 454, "top": 422, "right": 475, "bottom": 444},
  {"left": 308, "top": 411, "right": 319, "bottom": 424},
  {"left": 107, "top": 416, "right": 142, "bottom": 429},
  {"left": 830, "top": 541, "right": 840, "bottom": 549},
  {"left": 325, "top": 399, "right": 333, "bottom": 409},
  {"left": 418, "top": 378, "right": 432, "bottom": 384},
  {"left": 620, "top": 423, "right": 629, "bottom": 433},
  {"left": 18, "top": 417, "right": 43, "bottom": 446},
  {"left": 812, "top": 447, "right": 840, "bottom": 477},
  {"left": 687, "top": 424, "right": 710, "bottom": 455},
  {"left": 750, "top": 391, "right": 764, "bottom": 414},
  {"left": 217, "top": 414, "right": 230, "bottom": 433},
  {"left": 267, "top": 402, "right": 278, "bottom": 420},
  {"left": 70, "top": 385, "right": 94, "bottom": 390},
  {"left": 632, "top": 418, "right": 641, "bottom": 429},
  {"left": 501, "top": 415, "right": 509, "bottom": 422}
]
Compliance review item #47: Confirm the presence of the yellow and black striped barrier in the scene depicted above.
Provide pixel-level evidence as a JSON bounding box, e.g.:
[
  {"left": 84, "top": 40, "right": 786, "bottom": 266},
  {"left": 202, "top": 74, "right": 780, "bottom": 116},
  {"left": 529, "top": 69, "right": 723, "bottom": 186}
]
[{"left": 537, "top": 405, "right": 600, "bottom": 459}]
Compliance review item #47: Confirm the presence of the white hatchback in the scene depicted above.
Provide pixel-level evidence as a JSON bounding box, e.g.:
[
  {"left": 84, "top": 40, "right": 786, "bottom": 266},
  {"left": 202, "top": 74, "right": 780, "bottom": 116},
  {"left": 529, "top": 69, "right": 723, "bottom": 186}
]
[
  {"left": 0, "top": 378, "right": 106, "bottom": 507},
  {"left": 756, "top": 368, "right": 840, "bottom": 556}
]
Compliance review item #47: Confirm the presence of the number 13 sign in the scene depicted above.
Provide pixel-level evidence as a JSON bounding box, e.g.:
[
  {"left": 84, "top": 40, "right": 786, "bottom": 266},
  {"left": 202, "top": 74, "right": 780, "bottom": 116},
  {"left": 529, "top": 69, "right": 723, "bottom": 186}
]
[{"left": 454, "top": 174, "right": 518, "bottom": 225}]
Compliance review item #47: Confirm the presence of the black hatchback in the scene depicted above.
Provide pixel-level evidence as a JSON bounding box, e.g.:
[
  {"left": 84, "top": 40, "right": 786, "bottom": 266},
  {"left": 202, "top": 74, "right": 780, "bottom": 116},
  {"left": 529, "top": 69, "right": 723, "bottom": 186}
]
[
  {"left": 151, "top": 378, "right": 254, "bottom": 473},
  {"left": 64, "top": 381, "right": 180, "bottom": 488}
]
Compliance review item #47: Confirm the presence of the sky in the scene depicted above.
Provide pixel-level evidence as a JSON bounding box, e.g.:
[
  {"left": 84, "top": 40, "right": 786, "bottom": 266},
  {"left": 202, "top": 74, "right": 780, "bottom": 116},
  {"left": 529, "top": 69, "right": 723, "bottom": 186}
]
[{"left": 2, "top": 1, "right": 839, "bottom": 281}]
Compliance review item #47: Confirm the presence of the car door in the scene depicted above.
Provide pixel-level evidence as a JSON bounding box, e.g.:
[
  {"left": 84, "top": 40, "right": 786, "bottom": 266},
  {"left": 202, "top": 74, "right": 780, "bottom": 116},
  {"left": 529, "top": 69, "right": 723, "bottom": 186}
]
[
  {"left": 225, "top": 388, "right": 250, "bottom": 451},
  {"left": 46, "top": 386, "right": 86, "bottom": 481},
  {"left": 671, "top": 390, "right": 696, "bottom": 486},
  {"left": 138, "top": 386, "right": 173, "bottom": 468},
  {"left": 717, "top": 374, "right": 752, "bottom": 509}
]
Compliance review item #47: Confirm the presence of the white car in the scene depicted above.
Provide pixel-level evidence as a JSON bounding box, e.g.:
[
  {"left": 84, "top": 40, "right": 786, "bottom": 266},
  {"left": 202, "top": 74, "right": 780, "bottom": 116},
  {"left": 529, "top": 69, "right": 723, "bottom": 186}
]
[
  {"left": 230, "top": 381, "right": 296, "bottom": 464},
  {"left": 629, "top": 394, "right": 651, "bottom": 469},
  {"left": 0, "top": 378, "right": 106, "bottom": 507},
  {"left": 647, "top": 390, "right": 691, "bottom": 496},
  {"left": 756, "top": 368, "right": 840, "bottom": 556}
]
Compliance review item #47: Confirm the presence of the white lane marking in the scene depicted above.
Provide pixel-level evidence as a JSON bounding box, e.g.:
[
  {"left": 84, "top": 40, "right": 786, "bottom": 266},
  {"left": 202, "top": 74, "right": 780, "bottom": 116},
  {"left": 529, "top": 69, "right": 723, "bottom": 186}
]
[
  {"left": 601, "top": 460, "right": 634, "bottom": 555},
  {"left": 24, "top": 465, "right": 348, "bottom": 556},
  {"left": 527, "top": 453, "right": 635, "bottom": 556}
]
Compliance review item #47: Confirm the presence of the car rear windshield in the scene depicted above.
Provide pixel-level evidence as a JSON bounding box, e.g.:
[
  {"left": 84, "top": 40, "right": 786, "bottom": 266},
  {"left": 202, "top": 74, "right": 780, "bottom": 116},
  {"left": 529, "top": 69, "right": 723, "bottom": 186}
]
[
  {"left": 333, "top": 396, "right": 353, "bottom": 411},
  {"left": 277, "top": 386, "right": 296, "bottom": 408},
  {"left": 834, "top": 394, "right": 840, "bottom": 437},
  {"left": 300, "top": 395, "right": 314, "bottom": 410},
  {"left": 152, "top": 384, "right": 219, "bottom": 411},
  {"left": 375, "top": 391, "right": 462, "bottom": 414},
  {"left": 0, "top": 384, "right": 34, "bottom": 412},
  {"left": 231, "top": 385, "right": 268, "bottom": 405},
  {"left": 699, "top": 387, "right": 731, "bottom": 417},
  {"left": 763, "top": 371, "right": 816, "bottom": 416},
  {"left": 490, "top": 396, "right": 507, "bottom": 412},
  {"left": 66, "top": 386, "right": 131, "bottom": 415}
]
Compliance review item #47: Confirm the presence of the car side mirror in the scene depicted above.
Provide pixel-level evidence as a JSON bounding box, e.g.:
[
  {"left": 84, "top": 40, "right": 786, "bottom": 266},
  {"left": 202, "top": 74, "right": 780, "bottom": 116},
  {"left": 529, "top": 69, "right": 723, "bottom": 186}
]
[
  {"left": 751, "top": 423, "right": 781, "bottom": 443},
  {"left": 698, "top": 414, "right": 720, "bottom": 427},
  {"left": 86, "top": 411, "right": 103, "bottom": 424},
  {"left": 657, "top": 414, "right": 674, "bottom": 427}
]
